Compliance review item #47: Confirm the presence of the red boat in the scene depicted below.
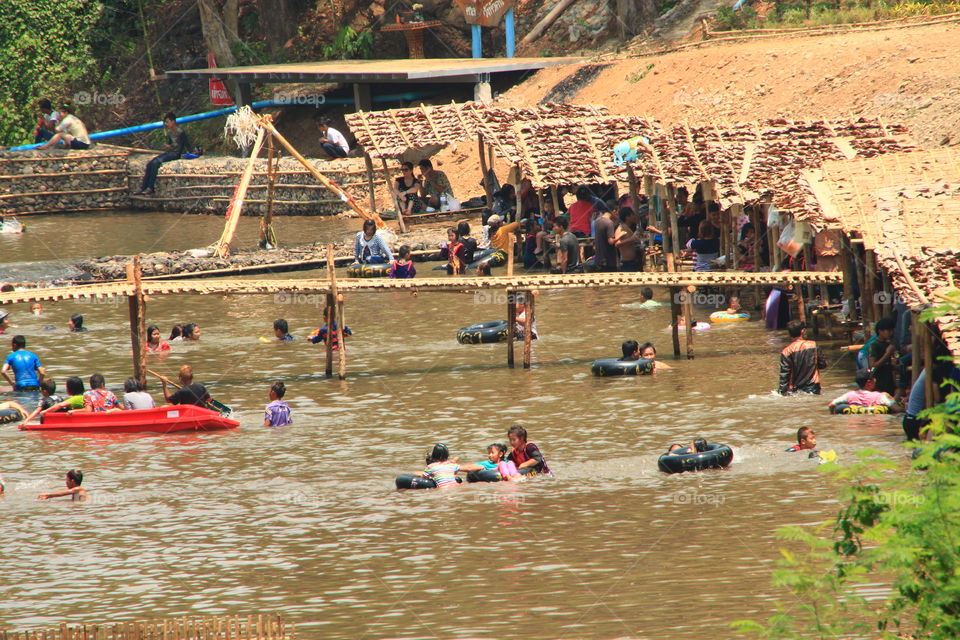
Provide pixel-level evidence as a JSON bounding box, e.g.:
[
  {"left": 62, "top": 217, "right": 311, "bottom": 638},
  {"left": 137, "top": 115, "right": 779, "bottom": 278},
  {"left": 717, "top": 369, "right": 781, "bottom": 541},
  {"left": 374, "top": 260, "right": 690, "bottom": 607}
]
[{"left": 20, "top": 405, "right": 240, "bottom": 434}]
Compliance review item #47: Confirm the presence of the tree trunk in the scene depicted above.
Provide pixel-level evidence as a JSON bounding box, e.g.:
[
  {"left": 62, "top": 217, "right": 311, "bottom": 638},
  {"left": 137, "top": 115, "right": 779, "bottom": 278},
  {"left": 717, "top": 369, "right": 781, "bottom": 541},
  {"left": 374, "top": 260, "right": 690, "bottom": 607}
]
[
  {"left": 615, "top": 0, "right": 657, "bottom": 39},
  {"left": 257, "top": 0, "right": 299, "bottom": 53},
  {"left": 198, "top": 0, "right": 238, "bottom": 68},
  {"left": 223, "top": 0, "right": 240, "bottom": 42}
]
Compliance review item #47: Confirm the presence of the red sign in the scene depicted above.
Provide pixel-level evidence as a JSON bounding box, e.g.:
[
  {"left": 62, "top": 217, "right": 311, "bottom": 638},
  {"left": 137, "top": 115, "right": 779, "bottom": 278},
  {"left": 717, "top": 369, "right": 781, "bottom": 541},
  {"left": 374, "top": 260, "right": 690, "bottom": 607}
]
[
  {"left": 207, "top": 53, "right": 234, "bottom": 107},
  {"left": 455, "top": 0, "right": 515, "bottom": 26}
]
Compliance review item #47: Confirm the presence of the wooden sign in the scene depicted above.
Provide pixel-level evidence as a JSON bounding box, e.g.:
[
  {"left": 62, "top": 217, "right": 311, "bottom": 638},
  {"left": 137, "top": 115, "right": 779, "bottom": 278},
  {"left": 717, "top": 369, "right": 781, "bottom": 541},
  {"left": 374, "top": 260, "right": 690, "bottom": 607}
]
[{"left": 455, "top": 0, "right": 515, "bottom": 26}]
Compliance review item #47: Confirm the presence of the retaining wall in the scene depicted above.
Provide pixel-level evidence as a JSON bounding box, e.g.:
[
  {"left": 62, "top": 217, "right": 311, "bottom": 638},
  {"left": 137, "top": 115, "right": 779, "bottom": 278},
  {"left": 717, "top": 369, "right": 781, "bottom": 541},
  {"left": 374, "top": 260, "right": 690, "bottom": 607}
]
[{"left": 1, "top": 147, "right": 394, "bottom": 217}]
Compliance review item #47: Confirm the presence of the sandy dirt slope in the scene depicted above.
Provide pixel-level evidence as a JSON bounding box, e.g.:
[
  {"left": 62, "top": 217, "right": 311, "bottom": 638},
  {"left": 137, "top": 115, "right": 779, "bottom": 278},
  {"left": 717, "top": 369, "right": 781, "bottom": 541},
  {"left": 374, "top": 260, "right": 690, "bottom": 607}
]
[{"left": 434, "top": 20, "right": 960, "bottom": 201}]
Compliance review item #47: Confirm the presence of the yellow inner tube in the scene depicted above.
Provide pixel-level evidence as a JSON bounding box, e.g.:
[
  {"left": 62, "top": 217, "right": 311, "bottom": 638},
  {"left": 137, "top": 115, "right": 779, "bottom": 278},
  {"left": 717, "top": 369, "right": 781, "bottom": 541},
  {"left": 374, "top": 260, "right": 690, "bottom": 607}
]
[{"left": 709, "top": 311, "right": 749, "bottom": 323}]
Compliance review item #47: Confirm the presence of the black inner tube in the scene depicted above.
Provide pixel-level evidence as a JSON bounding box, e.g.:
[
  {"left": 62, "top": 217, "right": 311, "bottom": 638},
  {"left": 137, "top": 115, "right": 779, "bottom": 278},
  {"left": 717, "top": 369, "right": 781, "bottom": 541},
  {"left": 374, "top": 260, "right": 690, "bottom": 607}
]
[
  {"left": 591, "top": 358, "right": 654, "bottom": 376},
  {"left": 658, "top": 443, "right": 733, "bottom": 474},
  {"left": 0, "top": 408, "right": 22, "bottom": 425},
  {"left": 456, "top": 320, "right": 509, "bottom": 344}
]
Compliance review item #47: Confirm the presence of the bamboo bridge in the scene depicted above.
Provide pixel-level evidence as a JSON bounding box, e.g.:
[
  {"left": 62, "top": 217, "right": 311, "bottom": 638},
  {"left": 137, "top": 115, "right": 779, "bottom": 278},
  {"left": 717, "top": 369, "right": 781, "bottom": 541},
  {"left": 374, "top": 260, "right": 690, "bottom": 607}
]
[{"left": 0, "top": 261, "right": 842, "bottom": 381}]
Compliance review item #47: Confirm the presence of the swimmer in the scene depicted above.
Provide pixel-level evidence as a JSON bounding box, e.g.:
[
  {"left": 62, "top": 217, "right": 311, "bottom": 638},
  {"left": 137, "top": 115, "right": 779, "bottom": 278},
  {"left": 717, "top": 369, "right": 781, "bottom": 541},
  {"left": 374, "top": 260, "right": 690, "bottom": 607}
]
[
  {"left": 460, "top": 443, "right": 523, "bottom": 481},
  {"left": 668, "top": 438, "right": 708, "bottom": 455},
  {"left": 620, "top": 340, "right": 640, "bottom": 361},
  {"left": 31, "top": 303, "right": 42, "bottom": 316},
  {"left": 674, "top": 315, "right": 710, "bottom": 331},
  {"left": 182, "top": 323, "right": 201, "bottom": 341},
  {"left": 169, "top": 324, "right": 184, "bottom": 341},
  {"left": 828, "top": 369, "right": 902, "bottom": 414},
  {"left": 639, "top": 342, "right": 671, "bottom": 371},
  {"left": 0, "top": 310, "right": 10, "bottom": 334},
  {"left": 273, "top": 318, "right": 294, "bottom": 341},
  {"left": 68, "top": 313, "right": 87, "bottom": 332},
  {"left": 38, "top": 469, "right": 88, "bottom": 501},
  {"left": 785, "top": 426, "right": 817, "bottom": 454},
  {"left": 506, "top": 425, "right": 551, "bottom": 475},
  {"left": 388, "top": 245, "right": 416, "bottom": 279},
  {"left": 416, "top": 443, "right": 461, "bottom": 488},
  {"left": 145, "top": 325, "right": 171, "bottom": 352},
  {"left": 263, "top": 381, "right": 292, "bottom": 427},
  {"left": 0, "top": 400, "right": 29, "bottom": 421}
]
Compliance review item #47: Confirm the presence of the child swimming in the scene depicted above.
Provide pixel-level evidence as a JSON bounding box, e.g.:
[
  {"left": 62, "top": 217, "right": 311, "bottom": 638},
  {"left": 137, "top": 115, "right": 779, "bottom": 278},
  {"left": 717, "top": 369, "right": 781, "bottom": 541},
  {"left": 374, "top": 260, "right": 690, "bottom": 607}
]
[
  {"left": 506, "top": 425, "right": 551, "bottom": 475},
  {"left": 420, "top": 443, "right": 461, "bottom": 488},
  {"left": 460, "top": 443, "right": 523, "bottom": 481},
  {"left": 388, "top": 245, "right": 416, "bottom": 279},
  {"left": 37, "top": 469, "right": 87, "bottom": 501},
  {"left": 263, "top": 381, "right": 292, "bottom": 427}
]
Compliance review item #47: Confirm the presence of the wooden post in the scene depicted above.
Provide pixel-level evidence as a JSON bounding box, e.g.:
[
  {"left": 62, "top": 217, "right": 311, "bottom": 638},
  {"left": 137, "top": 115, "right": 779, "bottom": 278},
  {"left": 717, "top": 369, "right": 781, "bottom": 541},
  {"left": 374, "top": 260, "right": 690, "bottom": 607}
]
[
  {"left": 751, "top": 205, "right": 762, "bottom": 315},
  {"left": 262, "top": 136, "right": 278, "bottom": 249},
  {"left": 507, "top": 294, "right": 516, "bottom": 368},
  {"left": 923, "top": 321, "right": 935, "bottom": 411},
  {"left": 802, "top": 244, "right": 815, "bottom": 301},
  {"left": 478, "top": 133, "right": 494, "bottom": 208},
  {"left": 670, "top": 286, "right": 681, "bottom": 357},
  {"left": 506, "top": 233, "right": 515, "bottom": 276},
  {"left": 880, "top": 267, "right": 893, "bottom": 318},
  {"left": 363, "top": 152, "right": 377, "bottom": 218},
  {"left": 858, "top": 245, "right": 874, "bottom": 324},
  {"left": 911, "top": 309, "right": 922, "bottom": 387},
  {"left": 215, "top": 126, "right": 267, "bottom": 257},
  {"left": 865, "top": 248, "right": 881, "bottom": 321},
  {"left": 126, "top": 256, "right": 147, "bottom": 390},
  {"left": 380, "top": 157, "right": 406, "bottom": 233},
  {"left": 840, "top": 234, "right": 857, "bottom": 320},
  {"left": 325, "top": 245, "right": 346, "bottom": 380},
  {"left": 666, "top": 185, "right": 682, "bottom": 269},
  {"left": 794, "top": 283, "right": 806, "bottom": 324},
  {"left": 523, "top": 290, "right": 534, "bottom": 369},
  {"left": 514, "top": 165, "right": 524, "bottom": 220},
  {"left": 682, "top": 285, "right": 694, "bottom": 359},
  {"left": 730, "top": 205, "right": 742, "bottom": 271},
  {"left": 550, "top": 185, "right": 561, "bottom": 218},
  {"left": 324, "top": 293, "right": 334, "bottom": 377}
]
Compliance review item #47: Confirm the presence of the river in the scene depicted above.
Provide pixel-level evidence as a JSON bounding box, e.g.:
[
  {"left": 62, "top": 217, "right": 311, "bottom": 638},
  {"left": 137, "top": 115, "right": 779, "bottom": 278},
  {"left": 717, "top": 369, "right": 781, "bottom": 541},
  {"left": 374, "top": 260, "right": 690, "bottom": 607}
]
[{"left": 0, "top": 211, "right": 904, "bottom": 638}]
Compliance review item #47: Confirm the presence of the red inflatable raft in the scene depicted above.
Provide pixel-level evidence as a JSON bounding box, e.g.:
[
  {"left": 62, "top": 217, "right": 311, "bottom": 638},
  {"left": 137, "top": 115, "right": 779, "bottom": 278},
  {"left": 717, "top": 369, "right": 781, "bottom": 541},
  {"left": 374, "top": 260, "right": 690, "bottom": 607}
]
[{"left": 20, "top": 405, "right": 239, "bottom": 434}]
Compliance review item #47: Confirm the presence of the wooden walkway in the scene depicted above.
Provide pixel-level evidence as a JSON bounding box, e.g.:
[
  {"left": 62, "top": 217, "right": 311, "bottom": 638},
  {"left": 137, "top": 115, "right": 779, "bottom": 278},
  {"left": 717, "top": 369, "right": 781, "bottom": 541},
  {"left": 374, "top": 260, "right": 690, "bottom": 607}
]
[{"left": 0, "top": 270, "right": 843, "bottom": 305}]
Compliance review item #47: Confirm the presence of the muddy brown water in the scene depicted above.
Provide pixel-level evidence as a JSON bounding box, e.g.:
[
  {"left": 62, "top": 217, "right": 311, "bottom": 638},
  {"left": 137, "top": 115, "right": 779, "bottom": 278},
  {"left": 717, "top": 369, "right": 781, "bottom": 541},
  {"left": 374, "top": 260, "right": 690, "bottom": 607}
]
[{"left": 0, "top": 211, "right": 904, "bottom": 638}]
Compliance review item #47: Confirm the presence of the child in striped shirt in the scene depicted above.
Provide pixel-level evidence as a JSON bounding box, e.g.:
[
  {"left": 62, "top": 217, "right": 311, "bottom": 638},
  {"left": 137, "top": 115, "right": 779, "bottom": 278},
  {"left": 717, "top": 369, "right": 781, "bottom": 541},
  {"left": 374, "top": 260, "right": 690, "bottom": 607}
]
[{"left": 421, "top": 443, "right": 461, "bottom": 488}]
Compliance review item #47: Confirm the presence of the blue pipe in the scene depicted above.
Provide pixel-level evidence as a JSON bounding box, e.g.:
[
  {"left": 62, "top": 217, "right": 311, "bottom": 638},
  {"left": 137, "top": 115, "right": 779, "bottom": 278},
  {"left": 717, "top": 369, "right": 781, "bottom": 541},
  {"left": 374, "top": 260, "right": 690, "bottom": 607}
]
[
  {"left": 9, "top": 91, "right": 439, "bottom": 151},
  {"left": 504, "top": 9, "right": 515, "bottom": 58},
  {"left": 472, "top": 24, "right": 482, "bottom": 58}
]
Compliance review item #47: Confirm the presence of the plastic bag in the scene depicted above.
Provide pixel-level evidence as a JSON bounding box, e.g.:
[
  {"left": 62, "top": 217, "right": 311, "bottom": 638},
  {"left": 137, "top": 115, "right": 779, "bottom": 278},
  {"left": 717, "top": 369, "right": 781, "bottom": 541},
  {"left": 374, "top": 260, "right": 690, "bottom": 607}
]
[{"left": 442, "top": 195, "right": 461, "bottom": 212}]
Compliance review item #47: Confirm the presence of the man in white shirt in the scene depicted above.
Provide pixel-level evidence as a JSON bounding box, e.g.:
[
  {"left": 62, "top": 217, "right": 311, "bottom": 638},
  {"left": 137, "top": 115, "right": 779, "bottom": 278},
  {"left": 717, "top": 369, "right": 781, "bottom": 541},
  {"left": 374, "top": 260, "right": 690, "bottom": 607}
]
[
  {"left": 33, "top": 99, "right": 60, "bottom": 144},
  {"left": 317, "top": 119, "right": 349, "bottom": 159},
  {"left": 39, "top": 103, "right": 91, "bottom": 150}
]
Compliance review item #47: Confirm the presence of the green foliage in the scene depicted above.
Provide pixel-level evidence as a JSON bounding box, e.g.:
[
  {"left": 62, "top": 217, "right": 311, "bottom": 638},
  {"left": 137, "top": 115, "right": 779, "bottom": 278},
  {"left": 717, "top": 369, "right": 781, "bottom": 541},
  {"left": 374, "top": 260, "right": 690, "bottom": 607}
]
[
  {"left": 736, "top": 296, "right": 960, "bottom": 639},
  {"left": 320, "top": 26, "right": 374, "bottom": 61},
  {"left": 711, "top": 0, "right": 956, "bottom": 31},
  {"left": 627, "top": 63, "right": 656, "bottom": 84},
  {"left": 0, "top": 0, "right": 104, "bottom": 146},
  {"left": 713, "top": 6, "right": 758, "bottom": 30}
]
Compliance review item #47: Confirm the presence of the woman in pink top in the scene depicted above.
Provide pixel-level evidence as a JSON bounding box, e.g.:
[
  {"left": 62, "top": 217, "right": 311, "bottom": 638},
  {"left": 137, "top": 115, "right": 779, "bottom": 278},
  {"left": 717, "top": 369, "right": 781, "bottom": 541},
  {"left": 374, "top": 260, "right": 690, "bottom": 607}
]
[{"left": 828, "top": 370, "right": 902, "bottom": 413}]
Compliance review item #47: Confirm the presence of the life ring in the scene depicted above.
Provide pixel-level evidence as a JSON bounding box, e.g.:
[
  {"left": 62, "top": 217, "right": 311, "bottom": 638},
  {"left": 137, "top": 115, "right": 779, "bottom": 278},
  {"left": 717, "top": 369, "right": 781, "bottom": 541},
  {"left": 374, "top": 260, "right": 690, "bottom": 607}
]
[
  {"left": 395, "top": 474, "right": 438, "bottom": 490},
  {"left": 468, "top": 249, "right": 507, "bottom": 269},
  {"left": 657, "top": 443, "right": 734, "bottom": 474},
  {"left": 465, "top": 468, "right": 501, "bottom": 483},
  {"left": 456, "top": 320, "right": 509, "bottom": 344},
  {"left": 831, "top": 402, "right": 890, "bottom": 415},
  {"left": 346, "top": 262, "right": 391, "bottom": 278},
  {"left": 591, "top": 358, "right": 654, "bottom": 376},
  {"left": 0, "top": 408, "right": 23, "bottom": 424},
  {"left": 709, "top": 311, "right": 749, "bottom": 323}
]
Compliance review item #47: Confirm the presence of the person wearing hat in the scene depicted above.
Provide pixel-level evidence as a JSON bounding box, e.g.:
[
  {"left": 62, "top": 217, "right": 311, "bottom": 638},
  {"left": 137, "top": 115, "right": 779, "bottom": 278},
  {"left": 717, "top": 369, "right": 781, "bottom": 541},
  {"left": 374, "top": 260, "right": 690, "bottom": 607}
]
[
  {"left": 483, "top": 214, "right": 520, "bottom": 253},
  {"left": 0, "top": 311, "right": 10, "bottom": 335},
  {"left": 2, "top": 335, "right": 46, "bottom": 392}
]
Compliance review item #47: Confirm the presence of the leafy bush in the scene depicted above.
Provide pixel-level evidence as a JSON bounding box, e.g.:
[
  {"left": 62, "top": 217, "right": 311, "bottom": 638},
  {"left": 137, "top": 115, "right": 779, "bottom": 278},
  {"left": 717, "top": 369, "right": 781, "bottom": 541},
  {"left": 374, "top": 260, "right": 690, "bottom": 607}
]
[
  {"left": 320, "top": 26, "right": 374, "bottom": 61},
  {"left": 0, "top": 0, "right": 104, "bottom": 146}
]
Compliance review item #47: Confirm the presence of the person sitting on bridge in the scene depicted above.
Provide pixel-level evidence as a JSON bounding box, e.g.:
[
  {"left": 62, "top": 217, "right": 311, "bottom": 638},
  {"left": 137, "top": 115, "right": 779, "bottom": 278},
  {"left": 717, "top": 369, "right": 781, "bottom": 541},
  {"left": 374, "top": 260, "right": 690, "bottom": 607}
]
[
  {"left": 418, "top": 159, "right": 455, "bottom": 211},
  {"left": 317, "top": 118, "right": 349, "bottom": 159},
  {"left": 38, "top": 102, "right": 90, "bottom": 150}
]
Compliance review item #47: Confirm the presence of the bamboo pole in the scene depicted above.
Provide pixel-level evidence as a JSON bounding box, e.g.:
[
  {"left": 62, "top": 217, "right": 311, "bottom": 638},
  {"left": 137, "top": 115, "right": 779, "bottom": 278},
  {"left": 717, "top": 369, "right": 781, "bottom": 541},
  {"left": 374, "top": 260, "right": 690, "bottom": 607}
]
[
  {"left": 325, "top": 244, "right": 346, "bottom": 380},
  {"left": 514, "top": 165, "right": 523, "bottom": 219},
  {"left": 478, "top": 134, "right": 493, "bottom": 208},
  {"left": 506, "top": 233, "right": 515, "bottom": 276},
  {"left": 324, "top": 293, "right": 335, "bottom": 378},
  {"left": 550, "top": 186, "right": 561, "bottom": 218},
  {"left": 261, "top": 119, "right": 381, "bottom": 226},
  {"left": 363, "top": 152, "right": 377, "bottom": 217},
  {"left": 865, "top": 248, "right": 881, "bottom": 321},
  {"left": 840, "top": 234, "right": 857, "bottom": 320},
  {"left": 507, "top": 295, "right": 516, "bottom": 368},
  {"left": 682, "top": 285, "right": 694, "bottom": 359},
  {"left": 911, "top": 309, "right": 922, "bottom": 387},
  {"left": 670, "top": 286, "right": 681, "bottom": 357},
  {"left": 523, "top": 290, "right": 534, "bottom": 369},
  {"left": 262, "top": 136, "right": 278, "bottom": 249},
  {"left": 666, "top": 185, "right": 682, "bottom": 270},
  {"left": 125, "top": 256, "right": 147, "bottom": 389},
  {"left": 802, "top": 243, "right": 814, "bottom": 301},
  {"left": 750, "top": 205, "right": 762, "bottom": 316},
  {"left": 214, "top": 126, "right": 267, "bottom": 258},
  {"left": 923, "top": 322, "right": 934, "bottom": 414},
  {"left": 380, "top": 157, "right": 406, "bottom": 233}
]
